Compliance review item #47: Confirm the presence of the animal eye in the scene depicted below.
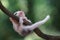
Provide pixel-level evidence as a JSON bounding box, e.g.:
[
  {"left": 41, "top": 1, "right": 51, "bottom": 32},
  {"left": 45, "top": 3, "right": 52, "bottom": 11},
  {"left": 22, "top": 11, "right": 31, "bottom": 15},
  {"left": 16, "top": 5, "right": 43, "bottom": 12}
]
[{"left": 14, "top": 12, "right": 17, "bottom": 15}]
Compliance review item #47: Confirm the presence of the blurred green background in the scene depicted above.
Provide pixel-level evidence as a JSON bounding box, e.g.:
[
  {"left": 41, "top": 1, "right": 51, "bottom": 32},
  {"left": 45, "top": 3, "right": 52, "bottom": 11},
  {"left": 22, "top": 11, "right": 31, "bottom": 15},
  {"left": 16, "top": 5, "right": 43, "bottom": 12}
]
[{"left": 0, "top": 0, "right": 60, "bottom": 40}]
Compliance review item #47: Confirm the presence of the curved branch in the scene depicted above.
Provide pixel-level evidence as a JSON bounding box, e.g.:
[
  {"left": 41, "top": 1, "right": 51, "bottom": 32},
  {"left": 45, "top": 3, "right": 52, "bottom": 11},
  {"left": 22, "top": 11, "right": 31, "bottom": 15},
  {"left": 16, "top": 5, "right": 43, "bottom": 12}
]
[
  {"left": 0, "top": 1, "right": 19, "bottom": 21},
  {"left": 0, "top": 1, "right": 60, "bottom": 40},
  {"left": 0, "top": 1, "right": 31, "bottom": 25}
]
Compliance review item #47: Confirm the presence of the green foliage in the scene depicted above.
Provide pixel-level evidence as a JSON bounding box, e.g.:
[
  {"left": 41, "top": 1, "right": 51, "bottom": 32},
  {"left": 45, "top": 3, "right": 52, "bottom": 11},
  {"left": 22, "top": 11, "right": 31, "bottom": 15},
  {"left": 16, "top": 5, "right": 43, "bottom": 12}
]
[{"left": 0, "top": 0, "right": 60, "bottom": 40}]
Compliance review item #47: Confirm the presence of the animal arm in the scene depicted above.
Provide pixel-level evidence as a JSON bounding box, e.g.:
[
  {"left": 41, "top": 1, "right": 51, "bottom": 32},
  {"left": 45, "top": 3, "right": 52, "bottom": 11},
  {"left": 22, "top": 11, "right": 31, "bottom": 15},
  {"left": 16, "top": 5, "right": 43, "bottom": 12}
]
[
  {"left": 19, "top": 17, "right": 24, "bottom": 24},
  {"left": 24, "top": 15, "right": 50, "bottom": 30}
]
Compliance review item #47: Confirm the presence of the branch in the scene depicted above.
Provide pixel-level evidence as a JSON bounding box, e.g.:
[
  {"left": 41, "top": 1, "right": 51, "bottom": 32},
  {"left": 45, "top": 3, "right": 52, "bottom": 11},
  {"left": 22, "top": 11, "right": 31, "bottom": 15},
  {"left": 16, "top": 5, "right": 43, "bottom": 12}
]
[
  {"left": 0, "top": 1, "right": 60, "bottom": 40},
  {"left": 0, "top": 1, "right": 31, "bottom": 25}
]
